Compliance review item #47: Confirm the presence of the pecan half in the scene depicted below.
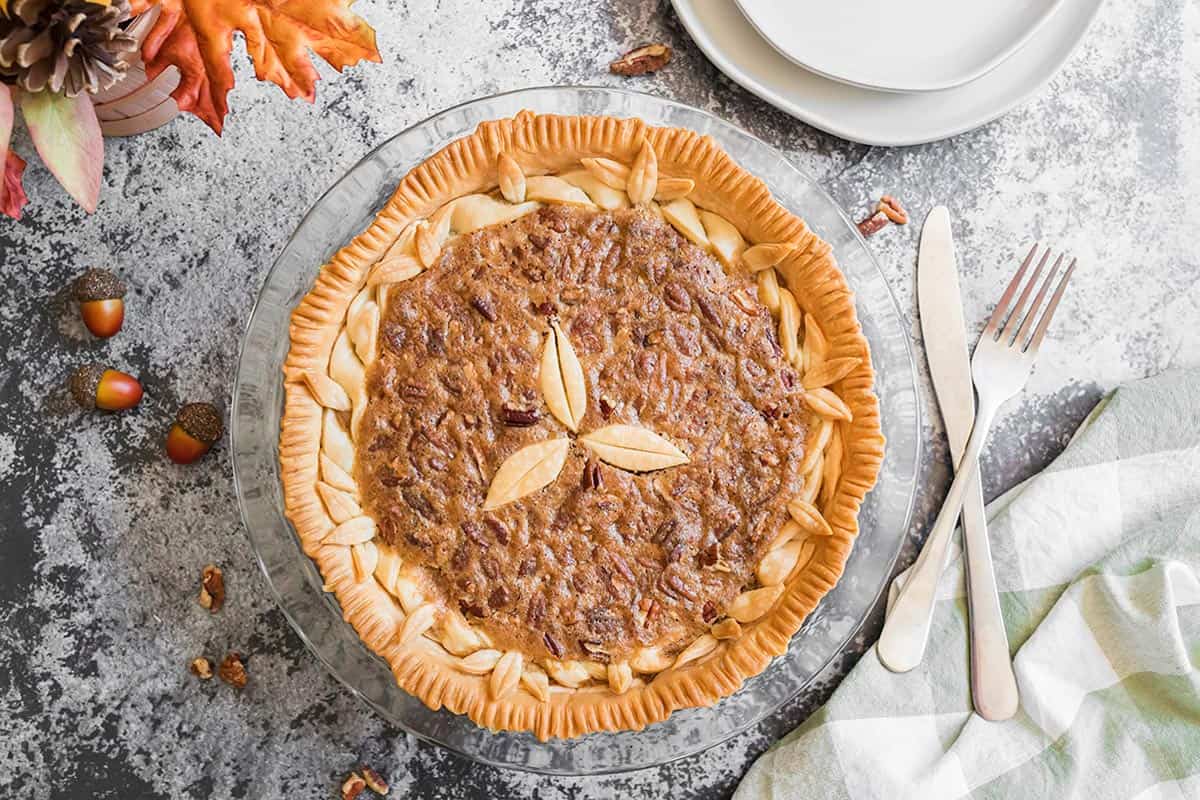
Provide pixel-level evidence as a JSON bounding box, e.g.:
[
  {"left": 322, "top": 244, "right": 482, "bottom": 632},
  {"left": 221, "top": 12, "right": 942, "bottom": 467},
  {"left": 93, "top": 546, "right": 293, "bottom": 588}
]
[
  {"left": 500, "top": 405, "right": 540, "bottom": 427},
  {"left": 470, "top": 294, "right": 497, "bottom": 321},
  {"left": 582, "top": 459, "right": 603, "bottom": 490},
  {"left": 610, "top": 43, "right": 672, "bottom": 76},
  {"left": 598, "top": 395, "right": 615, "bottom": 419},
  {"left": 543, "top": 631, "right": 566, "bottom": 659}
]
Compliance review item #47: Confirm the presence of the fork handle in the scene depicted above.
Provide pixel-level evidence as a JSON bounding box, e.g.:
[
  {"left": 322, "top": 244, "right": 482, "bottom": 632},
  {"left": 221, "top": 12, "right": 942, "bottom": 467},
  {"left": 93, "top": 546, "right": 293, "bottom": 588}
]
[
  {"left": 962, "top": 468, "right": 1020, "bottom": 720},
  {"left": 877, "top": 403, "right": 996, "bottom": 673}
]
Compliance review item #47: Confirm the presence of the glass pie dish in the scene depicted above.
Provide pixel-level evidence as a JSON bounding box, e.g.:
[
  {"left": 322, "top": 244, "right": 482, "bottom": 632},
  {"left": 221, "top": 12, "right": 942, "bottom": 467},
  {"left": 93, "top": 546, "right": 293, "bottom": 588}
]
[{"left": 231, "top": 86, "right": 921, "bottom": 775}]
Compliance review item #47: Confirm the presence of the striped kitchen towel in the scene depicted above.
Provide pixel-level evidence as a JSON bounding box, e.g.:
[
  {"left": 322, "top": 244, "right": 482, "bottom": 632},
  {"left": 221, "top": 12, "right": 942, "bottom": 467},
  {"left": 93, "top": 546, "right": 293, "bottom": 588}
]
[{"left": 736, "top": 369, "right": 1200, "bottom": 800}]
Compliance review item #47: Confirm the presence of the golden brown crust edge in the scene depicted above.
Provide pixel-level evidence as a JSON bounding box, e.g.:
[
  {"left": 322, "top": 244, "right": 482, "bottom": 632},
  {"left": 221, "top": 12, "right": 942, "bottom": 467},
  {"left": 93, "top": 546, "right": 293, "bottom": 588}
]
[{"left": 278, "top": 111, "right": 884, "bottom": 740}]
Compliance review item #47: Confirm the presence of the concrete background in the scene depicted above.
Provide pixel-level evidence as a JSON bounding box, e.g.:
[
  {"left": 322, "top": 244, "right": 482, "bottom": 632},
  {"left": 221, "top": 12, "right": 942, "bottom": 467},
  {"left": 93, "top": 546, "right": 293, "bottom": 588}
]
[{"left": 2, "top": 0, "right": 1196, "bottom": 796}]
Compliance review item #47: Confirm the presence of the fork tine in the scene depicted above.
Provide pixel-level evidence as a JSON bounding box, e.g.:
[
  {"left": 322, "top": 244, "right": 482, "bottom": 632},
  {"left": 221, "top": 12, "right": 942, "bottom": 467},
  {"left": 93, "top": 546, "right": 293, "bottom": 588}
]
[
  {"left": 983, "top": 244, "right": 1039, "bottom": 338},
  {"left": 999, "top": 248, "right": 1052, "bottom": 344},
  {"left": 1025, "top": 258, "right": 1077, "bottom": 354},
  {"left": 1014, "top": 252, "right": 1064, "bottom": 346}
]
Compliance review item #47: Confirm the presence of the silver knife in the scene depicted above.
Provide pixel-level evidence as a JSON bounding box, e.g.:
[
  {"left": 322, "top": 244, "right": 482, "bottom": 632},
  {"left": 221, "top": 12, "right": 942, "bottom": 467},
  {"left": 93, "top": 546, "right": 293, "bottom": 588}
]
[{"left": 879, "top": 206, "right": 1018, "bottom": 720}]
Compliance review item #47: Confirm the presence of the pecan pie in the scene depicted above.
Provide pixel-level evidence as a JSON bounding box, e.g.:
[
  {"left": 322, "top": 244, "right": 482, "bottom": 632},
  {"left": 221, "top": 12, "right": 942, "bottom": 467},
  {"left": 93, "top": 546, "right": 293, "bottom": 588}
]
[{"left": 279, "top": 111, "right": 884, "bottom": 739}]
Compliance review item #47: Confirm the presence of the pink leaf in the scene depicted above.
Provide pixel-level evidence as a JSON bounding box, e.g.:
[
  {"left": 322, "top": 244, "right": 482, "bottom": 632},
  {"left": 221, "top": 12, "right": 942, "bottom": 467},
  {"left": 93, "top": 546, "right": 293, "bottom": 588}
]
[
  {"left": 2, "top": 150, "right": 29, "bottom": 220},
  {"left": 19, "top": 89, "right": 104, "bottom": 213}
]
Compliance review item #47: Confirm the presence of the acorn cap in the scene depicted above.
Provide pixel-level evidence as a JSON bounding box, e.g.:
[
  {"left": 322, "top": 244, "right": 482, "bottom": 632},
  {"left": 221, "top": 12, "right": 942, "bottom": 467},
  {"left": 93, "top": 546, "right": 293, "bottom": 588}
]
[
  {"left": 74, "top": 268, "right": 127, "bottom": 302},
  {"left": 176, "top": 403, "right": 223, "bottom": 445},
  {"left": 69, "top": 363, "right": 106, "bottom": 409}
]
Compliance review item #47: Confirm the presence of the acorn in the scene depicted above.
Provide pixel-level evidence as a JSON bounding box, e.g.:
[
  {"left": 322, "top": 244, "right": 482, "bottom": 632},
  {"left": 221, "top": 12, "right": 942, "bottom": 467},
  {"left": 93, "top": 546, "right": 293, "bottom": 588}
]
[
  {"left": 69, "top": 364, "right": 143, "bottom": 411},
  {"left": 74, "top": 268, "right": 127, "bottom": 338},
  {"left": 166, "top": 403, "right": 223, "bottom": 464}
]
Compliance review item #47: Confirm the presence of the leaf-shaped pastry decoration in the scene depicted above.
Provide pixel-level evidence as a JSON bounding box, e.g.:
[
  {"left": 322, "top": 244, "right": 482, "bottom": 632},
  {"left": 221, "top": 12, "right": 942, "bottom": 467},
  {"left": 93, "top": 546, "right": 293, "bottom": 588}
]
[
  {"left": 743, "top": 243, "right": 796, "bottom": 272},
  {"left": 698, "top": 210, "right": 746, "bottom": 270},
  {"left": 320, "top": 452, "right": 357, "bottom": 493},
  {"left": 802, "top": 313, "right": 829, "bottom": 373},
  {"left": 544, "top": 658, "right": 590, "bottom": 688},
  {"left": 804, "top": 387, "right": 853, "bottom": 421},
  {"left": 607, "top": 662, "right": 633, "bottom": 695},
  {"left": 415, "top": 221, "right": 440, "bottom": 268},
  {"left": 351, "top": 541, "right": 378, "bottom": 583},
  {"left": 458, "top": 648, "right": 502, "bottom": 675},
  {"left": 317, "top": 481, "right": 361, "bottom": 523},
  {"left": 757, "top": 268, "right": 781, "bottom": 314},
  {"left": 300, "top": 370, "right": 351, "bottom": 411},
  {"left": 802, "top": 357, "right": 862, "bottom": 390},
  {"left": 778, "top": 288, "right": 801, "bottom": 366},
  {"left": 497, "top": 152, "right": 526, "bottom": 203},
  {"left": 579, "top": 425, "right": 689, "bottom": 472},
  {"left": 654, "top": 176, "right": 695, "bottom": 202},
  {"left": 630, "top": 646, "right": 672, "bottom": 674},
  {"left": 321, "top": 409, "right": 354, "bottom": 474},
  {"left": 483, "top": 438, "right": 570, "bottom": 511},
  {"left": 367, "top": 253, "right": 423, "bottom": 287},
  {"left": 660, "top": 197, "right": 709, "bottom": 247},
  {"left": 626, "top": 141, "right": 658, "bottom": 206},
  {"left": 324, "top": 515, "right": 375, "bottom": 545},
  {"left": 521, "top": 666, "right": 551, "bottom": 702},
  {"left": 525, "top": 175, "right": 598, "bottom": 207},
  {"left": 490, "top": 651, "right": 523, "bottom": 700},
  {"left": 580, "top": 156, "right": 630, "bottom": 190},
  {"left": 347, "top": 301, "right": 380, "bottom": 365},
  {"left": 788, "top": 497, "right": 834, "bottom": 537},
  {"left": 539, "top": 321, "right": 587, "bottom": 431},
  {"left": 451, "top": 194, "right": 540, "bottom": 233},
  {"left": 560, "top": 170, "right": 630, "bottom": 210}
]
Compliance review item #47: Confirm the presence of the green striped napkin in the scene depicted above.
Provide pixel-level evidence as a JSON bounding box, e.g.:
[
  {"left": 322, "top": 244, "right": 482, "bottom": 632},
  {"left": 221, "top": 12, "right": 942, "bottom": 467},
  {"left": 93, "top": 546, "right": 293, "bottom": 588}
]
[{"left": 736, "top": 369, "right": 1200, "bottom": 800}]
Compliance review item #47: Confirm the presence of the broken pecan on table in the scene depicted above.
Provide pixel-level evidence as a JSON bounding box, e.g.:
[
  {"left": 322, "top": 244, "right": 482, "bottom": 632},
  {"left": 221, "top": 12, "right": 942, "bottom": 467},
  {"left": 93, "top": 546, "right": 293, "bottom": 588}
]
[
  {"left": 856, "top": 195, "right": 909, "bottom": 237},
  {"left": 360, "top": 766, "right": 390, "bottom": 794},
  {"left": 341, "top": 773, "right": 367, "bottom": 800},
  {"left": 610, "top": 43, "right": 671, "bottom": 76},
  {"left": 218, "top": 652, "right": 247, "bottom": 688},
  {"left": 198, "top": 564, "right": 225, "bottom": 612},
  {"left": 189, "top": 657, "right": 213, "bottom": 680}
]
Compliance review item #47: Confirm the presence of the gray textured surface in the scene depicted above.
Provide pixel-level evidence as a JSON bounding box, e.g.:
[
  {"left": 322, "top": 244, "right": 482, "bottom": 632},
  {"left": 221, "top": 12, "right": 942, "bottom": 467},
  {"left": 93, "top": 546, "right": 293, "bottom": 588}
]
[{"left": 1, "top": 0, "right": 1197, "bottom": 797}]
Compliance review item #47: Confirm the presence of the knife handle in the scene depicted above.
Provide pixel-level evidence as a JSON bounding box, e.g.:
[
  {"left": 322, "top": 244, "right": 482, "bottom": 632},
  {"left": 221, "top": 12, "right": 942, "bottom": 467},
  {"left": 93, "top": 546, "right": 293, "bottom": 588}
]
[{"left": 962, "top": 468, "right": 1019, "bottom": 720}]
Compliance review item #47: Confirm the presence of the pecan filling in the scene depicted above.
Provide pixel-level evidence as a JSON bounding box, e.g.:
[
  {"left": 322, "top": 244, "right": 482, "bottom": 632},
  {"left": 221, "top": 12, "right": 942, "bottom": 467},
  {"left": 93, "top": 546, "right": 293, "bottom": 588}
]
[{"left": 355, "top": 206, "right": 808, "bottom": 661}]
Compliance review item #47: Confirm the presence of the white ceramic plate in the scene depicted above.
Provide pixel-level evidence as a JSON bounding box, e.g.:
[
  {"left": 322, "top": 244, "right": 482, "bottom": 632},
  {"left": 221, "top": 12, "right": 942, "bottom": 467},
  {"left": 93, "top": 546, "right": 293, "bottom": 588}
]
[
  {"left": 672, "top": 0, "right": 1104, "bottom": 146},
  {"left": 735, "top": 0, "right": 1067, "bottom": 93}
]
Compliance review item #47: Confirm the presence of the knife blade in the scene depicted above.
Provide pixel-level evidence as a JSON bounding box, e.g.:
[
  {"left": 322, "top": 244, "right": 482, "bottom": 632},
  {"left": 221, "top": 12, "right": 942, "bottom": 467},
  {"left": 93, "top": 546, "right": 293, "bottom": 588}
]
[
  {"left": 917, "top": 206, "right": 1018, "bottom": 719},
  {"left": 918, "top": 207, "right": 974, "bottom": 454}
]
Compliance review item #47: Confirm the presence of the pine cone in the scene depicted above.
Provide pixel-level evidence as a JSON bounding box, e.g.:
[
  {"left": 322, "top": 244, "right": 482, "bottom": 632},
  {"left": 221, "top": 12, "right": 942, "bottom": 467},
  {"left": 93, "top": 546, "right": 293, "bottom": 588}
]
[{"left": 0, "top": 0, "right": 140, "bottom": 97}]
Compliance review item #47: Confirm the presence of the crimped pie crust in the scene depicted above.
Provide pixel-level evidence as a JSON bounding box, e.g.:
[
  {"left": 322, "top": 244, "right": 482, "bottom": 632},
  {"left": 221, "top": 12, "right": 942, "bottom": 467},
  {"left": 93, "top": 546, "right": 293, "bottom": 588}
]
[{"left": 279, "top": 111, "right": 884, "bottom": 740}]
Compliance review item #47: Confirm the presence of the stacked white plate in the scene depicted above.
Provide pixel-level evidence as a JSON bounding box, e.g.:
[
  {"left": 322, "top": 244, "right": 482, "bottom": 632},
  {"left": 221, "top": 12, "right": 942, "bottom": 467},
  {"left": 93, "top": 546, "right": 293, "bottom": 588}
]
[{"left": 672, "top": 0, "right": 1103, "bottom": 145}]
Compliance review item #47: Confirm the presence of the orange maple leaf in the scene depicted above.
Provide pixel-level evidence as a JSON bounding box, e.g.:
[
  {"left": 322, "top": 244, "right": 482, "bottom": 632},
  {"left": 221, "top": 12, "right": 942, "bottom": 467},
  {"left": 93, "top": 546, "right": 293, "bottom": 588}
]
[{"left": 130, "top": 0, "right": 380, "bottom": 135}]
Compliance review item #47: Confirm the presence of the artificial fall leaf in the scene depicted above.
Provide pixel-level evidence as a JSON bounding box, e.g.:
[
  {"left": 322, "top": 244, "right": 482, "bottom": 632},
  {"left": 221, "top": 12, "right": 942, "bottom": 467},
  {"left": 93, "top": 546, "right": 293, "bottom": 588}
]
[
  {"left": 0, "top": 83, "right": 26, "bottom": 220},
  {"left": 130, "top": 0, "right": 380, "bottom": 135},
  {"left": 19, "top": 89, "right": 104, "bottom": 213},
  {"left": 1, "top": 151, "right": 27, "bottom": 219}
]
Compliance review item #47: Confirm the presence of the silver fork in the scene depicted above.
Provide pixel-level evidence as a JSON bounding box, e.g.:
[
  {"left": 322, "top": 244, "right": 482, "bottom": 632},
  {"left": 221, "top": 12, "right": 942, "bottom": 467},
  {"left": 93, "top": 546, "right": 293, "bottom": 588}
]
[{"left": 877, "top": 245, "right": 1077, "bottom": 680}]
